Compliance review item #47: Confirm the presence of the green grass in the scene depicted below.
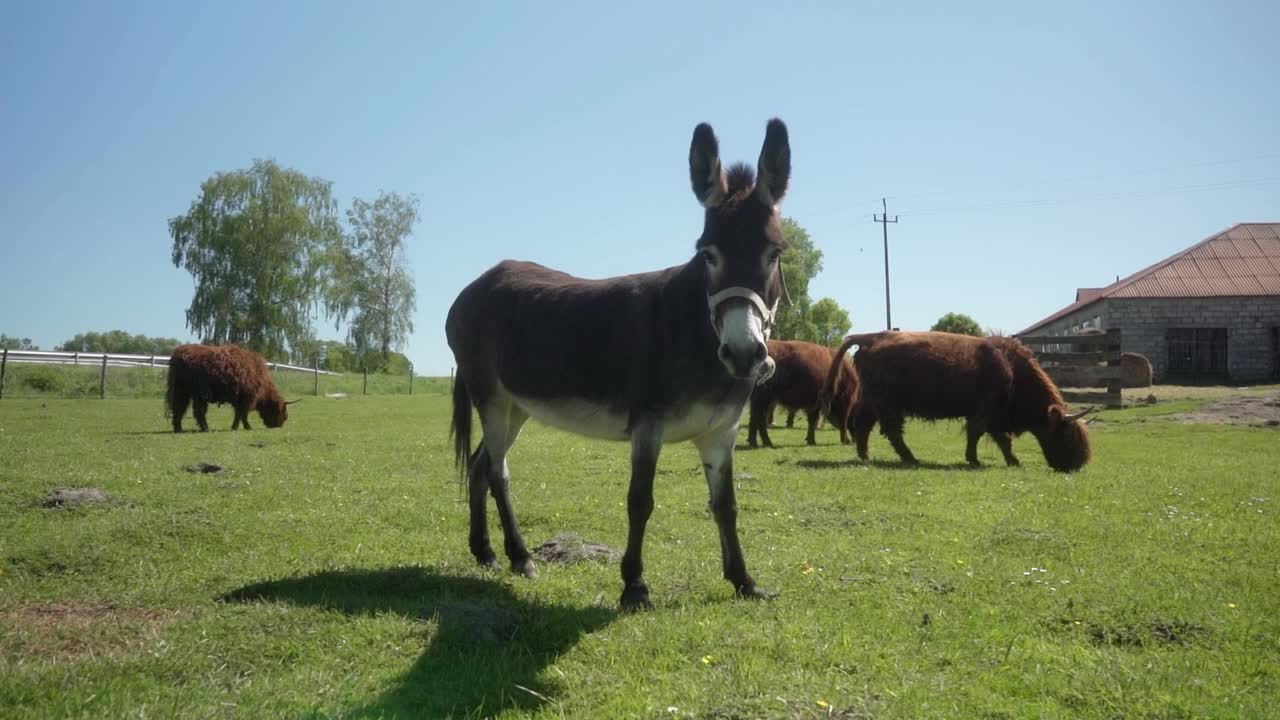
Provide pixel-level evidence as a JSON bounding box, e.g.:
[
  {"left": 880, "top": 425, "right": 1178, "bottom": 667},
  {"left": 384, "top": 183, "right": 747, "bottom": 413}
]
[
  {"left": 0, "top": 363, "right": 448, "bottom": 400},
  {"left": 1, "top": 394, "right": 1276, "bottom": 718}
]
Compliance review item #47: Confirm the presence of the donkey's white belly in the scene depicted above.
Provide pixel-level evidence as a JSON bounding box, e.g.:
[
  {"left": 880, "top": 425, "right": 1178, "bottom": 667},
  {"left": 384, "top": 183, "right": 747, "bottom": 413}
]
[
  {"left": 511, "top": 394, "right": 743, "bottom": 444},
  {"left": 513, "top": 396, "right": 630, "bottom": 441}
]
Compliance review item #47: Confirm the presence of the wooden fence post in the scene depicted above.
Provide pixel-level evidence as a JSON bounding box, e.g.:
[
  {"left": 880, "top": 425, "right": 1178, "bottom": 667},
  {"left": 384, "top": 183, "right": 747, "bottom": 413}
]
[
  {"left": 363, "top": 364, "right": 368, "bottom": 395},
  {"left": 1105, "top": 328, "right": 1122, "bottom": 408},
  {"left": 409, "top": 363, "right": 414, "bottom": 395},
  {"left": 0, "top": 348, "right": 7, "bottom": 400},
  {"left": 313, "top": 357, "right": 320, "bottom": 396},
  {"left": 100, "top": 354, "right": 108, "bottom": 400}
]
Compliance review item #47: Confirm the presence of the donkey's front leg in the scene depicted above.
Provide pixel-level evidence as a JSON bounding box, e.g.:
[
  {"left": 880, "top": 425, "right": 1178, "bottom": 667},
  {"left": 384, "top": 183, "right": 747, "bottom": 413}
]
[
  {"left": 620, "top": 424, "right": 662, "bottom": 612},
  {"left": 696, "top": 425, "right": 776, "bottom": 601}
]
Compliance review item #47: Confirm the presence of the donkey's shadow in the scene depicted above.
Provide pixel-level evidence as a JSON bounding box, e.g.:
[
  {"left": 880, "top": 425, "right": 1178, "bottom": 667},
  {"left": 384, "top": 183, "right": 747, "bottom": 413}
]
[{"left": 220, "top": 566, "right": 615, "bottom": 718}]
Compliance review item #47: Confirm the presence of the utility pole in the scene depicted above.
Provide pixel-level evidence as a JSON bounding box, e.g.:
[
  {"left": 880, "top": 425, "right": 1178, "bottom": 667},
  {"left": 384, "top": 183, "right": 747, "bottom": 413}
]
[{"left": 873, "top": 198, "right": 899, "bottom": 330}]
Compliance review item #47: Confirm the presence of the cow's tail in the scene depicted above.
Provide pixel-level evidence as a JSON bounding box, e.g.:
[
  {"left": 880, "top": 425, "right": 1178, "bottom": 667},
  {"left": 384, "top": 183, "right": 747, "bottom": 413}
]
[
  {"left": 450, "top": 372, "right": 473, "bottom": 486},
  {"left": 163, "top": 360, "right": 177, "bottom": 418},
  {"left": 821, "top": 333, "right": 881, "bottom": 414}
]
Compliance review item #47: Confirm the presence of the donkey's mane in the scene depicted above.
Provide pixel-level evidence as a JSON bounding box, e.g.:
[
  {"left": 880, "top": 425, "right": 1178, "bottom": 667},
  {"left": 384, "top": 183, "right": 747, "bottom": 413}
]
[{"left": 725, "top": 162, "right": 756, "bottom": 197}]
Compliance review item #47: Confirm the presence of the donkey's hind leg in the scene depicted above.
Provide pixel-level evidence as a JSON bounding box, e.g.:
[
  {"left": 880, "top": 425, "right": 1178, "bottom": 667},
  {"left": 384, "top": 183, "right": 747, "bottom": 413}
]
[
  {"left": 467, "top": 442, "right": 498, "bottom": 568},
  {"left": 478, "top": 400, "right": 535, "bottom": 578}
]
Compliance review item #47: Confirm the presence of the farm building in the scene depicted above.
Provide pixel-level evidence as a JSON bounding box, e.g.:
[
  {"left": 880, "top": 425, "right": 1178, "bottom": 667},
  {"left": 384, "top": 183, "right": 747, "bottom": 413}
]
[{"left": 1019, "top": 222, "right": 1280, "bottom": 383}]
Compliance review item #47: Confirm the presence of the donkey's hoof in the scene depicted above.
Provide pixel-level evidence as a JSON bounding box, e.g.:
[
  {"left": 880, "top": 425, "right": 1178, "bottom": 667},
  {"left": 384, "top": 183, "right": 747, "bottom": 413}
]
[
  {"left": 511, "top": 557, "right": 538, "bottom": 579},
  {"left": 473, "top": 551, "right": 499, "bottom": 570},
  {"left": 736, "top": 584, "right": 778, "bottom": 601},
  {"left": 620, "top": 584, "right": 653, "bottom": 612}
]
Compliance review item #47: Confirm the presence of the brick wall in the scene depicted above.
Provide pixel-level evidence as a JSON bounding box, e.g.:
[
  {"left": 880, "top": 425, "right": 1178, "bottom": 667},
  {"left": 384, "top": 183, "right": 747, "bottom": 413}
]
[
  {"left": 1023, "top": 296, "right": 1280, "bottom": 382},
  {"left": 1108, "top": 297, "right": 1280, "bottom": 382}
]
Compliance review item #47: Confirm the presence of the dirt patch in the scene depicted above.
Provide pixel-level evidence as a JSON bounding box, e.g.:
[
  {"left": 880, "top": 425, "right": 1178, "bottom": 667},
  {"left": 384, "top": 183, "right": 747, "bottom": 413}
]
[
  {"left": 1174, "top": 394, "right": 1280, "bottom": 428},
  {"left": 0, "top": 602, "right": 185, "bottom": 663},
  {"left": 534, "top": 533, "right": 619, "bottom": 565},
  {"left": 1050, "top": 616, "right": 1208, "bottom": 648},
  {"left": 185, "top": 462, "right": 224, "bottom": 474},
  {"left": 40, "top": 487, "right": 111, "bottom": 509}
]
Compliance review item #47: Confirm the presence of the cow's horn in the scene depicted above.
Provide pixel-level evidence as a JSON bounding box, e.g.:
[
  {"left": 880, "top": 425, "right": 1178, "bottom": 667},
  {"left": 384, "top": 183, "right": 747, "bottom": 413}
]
[
  {"left": 1063, "top": 407, "right": 1093, "bottom": 422},
  {"left": 285, "top": 398, "right": 303, "bottom": 405}
]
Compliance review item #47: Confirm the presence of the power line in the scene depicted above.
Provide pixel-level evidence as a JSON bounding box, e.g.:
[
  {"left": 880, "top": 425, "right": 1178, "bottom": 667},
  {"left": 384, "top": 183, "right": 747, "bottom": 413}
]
[
  {"left": 897, "top": 175, "right": 1280, "bottom": 218},
  {"left": 861, "top": 149, "right": 1280, "bottom": 210}
]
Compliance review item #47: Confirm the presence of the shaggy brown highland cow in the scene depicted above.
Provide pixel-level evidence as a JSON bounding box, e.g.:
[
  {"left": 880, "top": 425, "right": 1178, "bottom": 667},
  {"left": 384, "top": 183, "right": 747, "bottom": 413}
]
[
  {"left": 748, "top": 339, "right": 859, "bottom": 448},
  {"left": 166, "top": 344, "right": 294, "bottom": 432},
  {"left": 823, "top": 331, "right": 1092, "bottom": 472}
]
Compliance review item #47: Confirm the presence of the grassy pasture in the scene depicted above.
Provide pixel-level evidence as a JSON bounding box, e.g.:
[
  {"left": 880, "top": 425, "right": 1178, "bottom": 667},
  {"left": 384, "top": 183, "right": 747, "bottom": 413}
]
[{"left": 0, "top": 391, "right": 1277, "bottom": 718}]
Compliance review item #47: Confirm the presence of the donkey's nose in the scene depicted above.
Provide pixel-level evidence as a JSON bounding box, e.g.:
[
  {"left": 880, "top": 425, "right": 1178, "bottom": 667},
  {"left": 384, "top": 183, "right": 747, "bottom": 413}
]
[{"left": 719, "top": 340, "right": 768, "bottom": 379}]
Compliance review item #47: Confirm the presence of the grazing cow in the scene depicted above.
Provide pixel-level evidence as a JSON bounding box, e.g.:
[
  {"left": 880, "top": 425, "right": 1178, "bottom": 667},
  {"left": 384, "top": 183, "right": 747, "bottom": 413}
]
[
  {"left": 166, "top": 344, "right": 295, "bottom": 432},
  {"left": 823, "top": 331, "right": 1091, "bottom": 472},
  {"left": 748, "top": 339, "right": 859, "bottom": 448},
  {"left": 448, "top": 119, "right": 792, "bottom": 611}
]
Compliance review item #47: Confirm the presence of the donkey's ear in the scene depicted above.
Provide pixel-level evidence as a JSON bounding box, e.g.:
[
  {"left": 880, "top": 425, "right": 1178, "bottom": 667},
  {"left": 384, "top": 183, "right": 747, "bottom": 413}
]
[
  {"left": 755, "top": 118, "right": 790, "bottom": 207},
  {"left": 689, "top": 122, "right": 728, "bottom": 208}
]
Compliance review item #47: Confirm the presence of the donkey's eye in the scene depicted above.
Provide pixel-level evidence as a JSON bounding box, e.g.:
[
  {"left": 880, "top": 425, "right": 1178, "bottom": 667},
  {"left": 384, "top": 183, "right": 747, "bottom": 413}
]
[
  {"left": 767, "top": 249, "right": 783, "bottom": 264},
  {"left": 701, "top": 250, "right": 719, "bottom": 267}
]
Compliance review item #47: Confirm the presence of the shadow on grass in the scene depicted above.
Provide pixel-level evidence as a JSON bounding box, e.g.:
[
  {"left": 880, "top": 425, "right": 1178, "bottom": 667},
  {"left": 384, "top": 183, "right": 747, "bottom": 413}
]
[
  {"left": 794, "top": 457, "right": 980, "bottom": 471},
  {"left": 220, "top": 566, "right": 616, "bottom": 718}
]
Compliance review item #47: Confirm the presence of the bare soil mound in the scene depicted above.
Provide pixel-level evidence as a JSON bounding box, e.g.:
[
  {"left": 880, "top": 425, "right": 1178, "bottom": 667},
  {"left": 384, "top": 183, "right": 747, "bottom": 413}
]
[
  {"left": 534, "top": 533, "right": 620, "bottom": 565},
  {"left": 1175, "top": 394, "right": 1280, "bottom": 428}
]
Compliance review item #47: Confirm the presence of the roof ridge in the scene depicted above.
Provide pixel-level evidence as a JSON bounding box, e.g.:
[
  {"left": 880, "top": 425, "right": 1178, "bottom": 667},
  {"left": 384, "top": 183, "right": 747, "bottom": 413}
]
[
  {"left": 1098, "top": 223, "right": 1241, "bottom": 299},
  {"left": 1016, "top": 222, "right": 1280, "bottom": 336}
]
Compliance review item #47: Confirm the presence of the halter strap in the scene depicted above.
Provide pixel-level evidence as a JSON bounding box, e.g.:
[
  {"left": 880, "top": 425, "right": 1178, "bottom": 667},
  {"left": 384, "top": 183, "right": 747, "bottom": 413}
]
[{"left": 707, "top": 287, "right": 779, "bottom": 339}]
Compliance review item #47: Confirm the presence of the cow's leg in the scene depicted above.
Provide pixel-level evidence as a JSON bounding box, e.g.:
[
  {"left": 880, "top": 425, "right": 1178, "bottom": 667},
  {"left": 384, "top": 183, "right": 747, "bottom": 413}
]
[
  {"left": 239, "top": 404, "right": 252, "bottom": 430},
  {"left": 466, "top": 442, "right": 497, "bottom": 568},
  {"left": 747, "top": 396, "right": 763, "bottom": 448},
  {"left": 759, "top": 418, "right": 774, "bottom": 449},
  {"left": 171, "top": 389, "right": 189, "bottom": 433},
  {"left": 879, "top": 410, "right": 917, "bottom": 465},
  {"left": 620, "top": 423, "right": 662, "bottom": 611},
  {"left": 478, "top": 400, "right": 534, "bottom": 578},
  {"left": 193, "top": 398, "right": 210, "bottom": 432},
  {"left": 965, "top": 419, "right": 987, "bottom": 467},
  {"left": 696, "top": 423, "right": 774, "bottom": 601},
  {"left": 989, "top": 432, "right": 1020, "bottom": 467},
  {"left": 785, "top": 407, "right": 797, "bottom": 428},
  {"left": 805, "top": 408, "right": 820, "bottom": 446},
  {"left": 853, "top": 407, "right": 876, "bottom": 461}
]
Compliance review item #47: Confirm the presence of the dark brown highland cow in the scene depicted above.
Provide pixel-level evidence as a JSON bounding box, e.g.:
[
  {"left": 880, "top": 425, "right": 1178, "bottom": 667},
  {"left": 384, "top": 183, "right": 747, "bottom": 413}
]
[
  {"left": 749, "top": 339, "right": 859, "bottom": 448},
  {"left": 166, "top": 344, "right": 294, "bottom": 432},
  {"left": 823, "top": 331, "right": 1092, "bottom": 472}
]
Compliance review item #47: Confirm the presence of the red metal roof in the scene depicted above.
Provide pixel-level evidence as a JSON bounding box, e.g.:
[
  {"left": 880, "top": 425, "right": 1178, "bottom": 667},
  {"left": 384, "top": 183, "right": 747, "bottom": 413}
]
[{"left": 1020, "top": 223, "right": 1280, "bottom": 335}]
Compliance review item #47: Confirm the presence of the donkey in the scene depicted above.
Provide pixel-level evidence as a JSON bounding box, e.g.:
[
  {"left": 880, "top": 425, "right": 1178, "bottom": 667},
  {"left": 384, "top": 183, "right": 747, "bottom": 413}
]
[{"left": 447, "top": 119, "right": 792, "bottom": 611}]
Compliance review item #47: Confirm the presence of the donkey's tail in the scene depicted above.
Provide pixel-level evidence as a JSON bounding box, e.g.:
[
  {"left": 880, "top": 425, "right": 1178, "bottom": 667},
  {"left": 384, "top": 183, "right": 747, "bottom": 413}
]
[{"left": 450, "top": 373, "right": 473, "bottom": 484}]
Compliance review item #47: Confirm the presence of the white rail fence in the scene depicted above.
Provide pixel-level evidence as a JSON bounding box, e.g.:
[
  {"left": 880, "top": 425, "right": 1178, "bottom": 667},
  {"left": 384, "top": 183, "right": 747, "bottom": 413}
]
[{"left": 0, "top": 348, "right": 338, "bottom": 400}]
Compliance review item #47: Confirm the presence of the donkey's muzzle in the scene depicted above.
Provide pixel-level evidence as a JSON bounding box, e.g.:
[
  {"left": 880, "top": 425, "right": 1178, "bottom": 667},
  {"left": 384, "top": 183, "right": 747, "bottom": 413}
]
[{"left": 718, "top": 339, "right": 768, "bottom": 380}]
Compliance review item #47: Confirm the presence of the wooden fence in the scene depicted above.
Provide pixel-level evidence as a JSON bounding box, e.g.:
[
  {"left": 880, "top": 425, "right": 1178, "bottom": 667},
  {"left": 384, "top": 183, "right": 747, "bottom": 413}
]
[
  {"left": 0, "top": 349, "right": 339, "bottom": 400},
  {"left": 1017, "top": 329, "right": 1123, "bottom": 409}
]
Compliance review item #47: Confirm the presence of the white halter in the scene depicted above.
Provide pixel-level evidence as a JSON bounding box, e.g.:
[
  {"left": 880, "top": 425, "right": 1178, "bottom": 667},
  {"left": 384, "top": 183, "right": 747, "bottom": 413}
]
[{"left": 707, "top": 286, "right": 779, "bottom": 340}]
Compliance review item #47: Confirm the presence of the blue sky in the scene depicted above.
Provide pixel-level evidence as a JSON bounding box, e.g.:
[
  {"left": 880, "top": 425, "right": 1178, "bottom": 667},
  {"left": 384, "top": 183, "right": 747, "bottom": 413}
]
[{"left": 2, "top": 1, "right": 1277, "bottom": 375}]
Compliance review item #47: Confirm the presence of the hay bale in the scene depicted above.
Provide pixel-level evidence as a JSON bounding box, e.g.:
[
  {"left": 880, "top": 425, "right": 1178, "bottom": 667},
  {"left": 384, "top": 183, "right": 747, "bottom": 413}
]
[{"left": 1121, "top": 352, "right": 1152, "bottom": 388}]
